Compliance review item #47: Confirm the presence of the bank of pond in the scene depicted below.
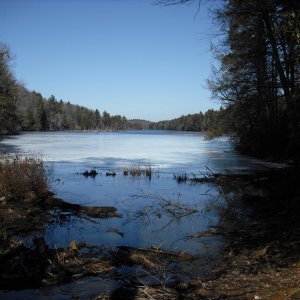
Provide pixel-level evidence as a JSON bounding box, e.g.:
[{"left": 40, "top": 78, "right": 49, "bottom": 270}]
[
  {"left": 0, "top": 131, "right": 299, "bottom": 299},
  {"left": 1, "top": 160, "right": 300, "bottom": 299}
]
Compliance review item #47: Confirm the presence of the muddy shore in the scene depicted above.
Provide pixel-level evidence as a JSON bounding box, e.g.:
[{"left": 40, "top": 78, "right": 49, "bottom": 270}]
[{"left": 1, "top": 169, "right": 300, "bottom": 299}]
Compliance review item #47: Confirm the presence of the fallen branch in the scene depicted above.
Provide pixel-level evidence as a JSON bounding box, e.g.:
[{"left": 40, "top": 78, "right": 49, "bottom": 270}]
[{"left": 43, "top": 197, "right": 121, "bottom": 219}]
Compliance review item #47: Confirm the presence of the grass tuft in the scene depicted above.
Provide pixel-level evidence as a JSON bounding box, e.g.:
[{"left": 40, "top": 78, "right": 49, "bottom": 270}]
[
  {"left": 123, "top": 165, "right": 153, "bottom": 178},
  {"left": 145, "top": 166, "right": 152, "bottom": 178},
  {"left": 129, "top": 167, "right": 142, "bottom": 176},
  {"left": 173, "top": 173, "right": 188, "bottom": 183}
]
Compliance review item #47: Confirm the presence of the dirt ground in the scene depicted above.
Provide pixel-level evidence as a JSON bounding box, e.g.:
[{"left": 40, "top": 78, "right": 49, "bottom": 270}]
[{"left": 183, "top": 170, "right": 300, "bottom": 299}]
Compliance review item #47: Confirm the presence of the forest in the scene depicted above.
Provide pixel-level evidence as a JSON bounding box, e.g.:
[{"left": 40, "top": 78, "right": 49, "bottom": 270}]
[
  {"left": 0, "top": 48, "right": 128, "bottom": 133},
  {"left": 1, "top": 1, "right": 300, "bottom": 298},
  {"left": 160, "top": 0, "right": 300, "bottom": 163},
  {"left": 0, "top": 43, "right": 223, "bottom": 135},
  {"left": 149, "top": 108, "right": 224, "bottom": 135},
  {"left": 208, "top": 0, "right": 300, "bottom": 162},
  {"left": 2, "top": 0, "right": 300, "bottom": 164}
]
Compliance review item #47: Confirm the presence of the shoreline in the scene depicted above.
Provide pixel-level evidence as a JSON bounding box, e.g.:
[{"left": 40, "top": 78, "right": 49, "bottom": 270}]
[{"left": 1, "top": 168, "right": 300, "bottom": 298}]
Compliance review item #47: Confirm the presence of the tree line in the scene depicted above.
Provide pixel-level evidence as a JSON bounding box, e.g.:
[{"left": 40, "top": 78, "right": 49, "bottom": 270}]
[
  {"left": 16, "top": 88, "right": 128, "bottom": 132},
  {"left": 160, "top": 0, "right": 300, "bottom": 162},
  {"left": 0, "top": 42, "right": 225, "bottom": 135},
  {"left": 0, "top": 43, "right": 127, "bottom": 133},
  {"left": 3, "top": 0, "right": 300, "bottom": 164},
  {"left": 149, "top": 108, "right": 225, "bottom": 135},
  {"left": 210, "top": 0, "right": 300, "bottom": 162}
]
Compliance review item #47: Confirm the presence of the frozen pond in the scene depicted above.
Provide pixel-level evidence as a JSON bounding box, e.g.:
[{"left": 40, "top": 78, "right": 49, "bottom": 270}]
[{"left": 0, "top": 131, "right": 270, "bottom": 255}]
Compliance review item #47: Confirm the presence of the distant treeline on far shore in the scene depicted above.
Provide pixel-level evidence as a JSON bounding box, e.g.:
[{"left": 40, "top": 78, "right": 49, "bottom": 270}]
[
  {"left": 0, "top": 43, "right": 223, "bottom": 135},
  {"left": 4, "top": 85, "right": 224, "bottom": 134}
]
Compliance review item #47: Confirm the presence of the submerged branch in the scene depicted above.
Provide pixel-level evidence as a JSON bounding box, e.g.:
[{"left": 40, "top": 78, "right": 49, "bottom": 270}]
[{"left": 43, "top": 197, "right": 121, "bottom": 219}]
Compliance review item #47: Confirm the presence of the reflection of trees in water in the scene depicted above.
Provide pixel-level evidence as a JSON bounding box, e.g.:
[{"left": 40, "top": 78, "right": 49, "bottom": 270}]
[
  {"left": 44, "top": 185, "right": 225, "bottom": 253},
  {"left": 45, "top": 212, "right": 99, "bottom": 247},
  {"left": 123, "top": 191, "right": 199, "bottom": 228},
  {"left": 122, "top": 189, "right": 225, "bottom": 242}
]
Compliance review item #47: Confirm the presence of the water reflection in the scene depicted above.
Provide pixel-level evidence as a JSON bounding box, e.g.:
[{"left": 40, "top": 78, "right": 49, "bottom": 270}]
[
  {"left": 44, "top": 170, "right": 222, "bottom": 255},
  {"left": 0, "top": 131, "right": 269, "bottom": 254}
]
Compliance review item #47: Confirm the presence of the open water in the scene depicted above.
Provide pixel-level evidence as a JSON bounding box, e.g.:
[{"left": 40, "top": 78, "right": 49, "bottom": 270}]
[{"left": 0, "top": 131, "right": 269, "bottom": 254}]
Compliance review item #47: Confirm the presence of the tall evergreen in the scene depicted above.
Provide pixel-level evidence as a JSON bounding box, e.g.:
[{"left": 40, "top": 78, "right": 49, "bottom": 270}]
[
  {"left": 209, "top": 0, "right": 300, "bottom": 160},
  {"left": 159, "top": 0, "right": 300, "bottom": 161},
  {"left": 0, "top": 44, "right": 129, "bottom": 134},
  {"left": 0, "top": 44, "right": 18, "bottom": 134}
]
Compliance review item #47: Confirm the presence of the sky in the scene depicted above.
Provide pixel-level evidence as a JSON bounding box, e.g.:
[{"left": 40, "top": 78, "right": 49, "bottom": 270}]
[{"left": 0, "top": 0, "right": 220, "bottom": 121}]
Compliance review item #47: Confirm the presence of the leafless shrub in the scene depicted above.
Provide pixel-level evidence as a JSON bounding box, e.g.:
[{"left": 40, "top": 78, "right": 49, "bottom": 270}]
[{"left": 0, "top": 153, "right": 49, "bottom": 200}]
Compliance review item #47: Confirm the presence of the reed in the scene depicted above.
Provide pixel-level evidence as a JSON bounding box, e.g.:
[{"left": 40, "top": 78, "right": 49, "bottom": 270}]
[{"left": 0, "top": 153, "right": 49, "bottom": 200}]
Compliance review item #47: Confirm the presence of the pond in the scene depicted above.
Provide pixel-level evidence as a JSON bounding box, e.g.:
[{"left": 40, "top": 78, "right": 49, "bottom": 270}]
[{"left": 0, "top": 130, "right": 269, "bottom": 257}]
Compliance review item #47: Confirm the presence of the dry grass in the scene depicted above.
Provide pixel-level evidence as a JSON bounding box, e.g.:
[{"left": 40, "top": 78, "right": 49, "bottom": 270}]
[
  {"left": 173, "top": 173, "right": 188, "bottom": 183},
  {"left": 129, "top": 166, "right": 143, "bottom": 176},
  {"left": 130, "top": 253, "right": 158, "bottom": 269},
  {"left": 0, "top": 153, "right": 49, "bottom": 200},
  {"left": 123, "top": 166, "right": 153, "bottom": 178},
  {"left": 145, "top": 166, "right": 152, "bottom": 178}
]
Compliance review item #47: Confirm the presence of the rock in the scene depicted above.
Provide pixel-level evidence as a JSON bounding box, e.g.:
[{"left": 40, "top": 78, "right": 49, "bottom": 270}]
[
  {"left": 106, "top": 172, "right": 116, "bottom": 176},
  {"left": 82, "top": 169, "right": 98, "bottom": 177}
]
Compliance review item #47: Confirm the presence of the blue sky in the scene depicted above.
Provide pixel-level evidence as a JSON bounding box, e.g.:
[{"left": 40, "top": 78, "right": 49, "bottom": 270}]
[{"left": 0, "top": 0, "right": 220, "bottom": 121}]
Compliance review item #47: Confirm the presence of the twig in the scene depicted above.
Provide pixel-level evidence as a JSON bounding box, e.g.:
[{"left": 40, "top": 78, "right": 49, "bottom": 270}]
[{"left": 283, "top": 288, "right": 300, "bottom": 300}]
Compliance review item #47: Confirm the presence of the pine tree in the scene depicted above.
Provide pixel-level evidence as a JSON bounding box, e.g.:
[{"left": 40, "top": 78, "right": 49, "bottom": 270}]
[{"left": 0, "top": 43, "right": 18, "bottom": 134}]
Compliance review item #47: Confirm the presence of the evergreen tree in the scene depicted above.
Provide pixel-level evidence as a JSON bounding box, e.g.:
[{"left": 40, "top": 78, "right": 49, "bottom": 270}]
[
  {"left": 0, "top": 43, "right": 18, "bottom": 134},
  {"left": 94, "top": 109, "right": 101, "bottom": 129},
  {"left": 209, "top": 0, "right": 300, "bottom": 160},
  {"left": 36, "top": 97, "right": 48, "bottom": 130},
  {"left": 102, "top": 110, "right": 111, "bottom": 129}
]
